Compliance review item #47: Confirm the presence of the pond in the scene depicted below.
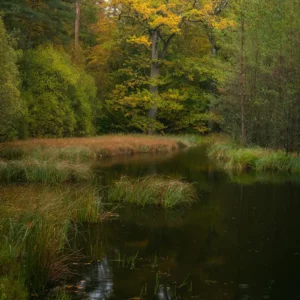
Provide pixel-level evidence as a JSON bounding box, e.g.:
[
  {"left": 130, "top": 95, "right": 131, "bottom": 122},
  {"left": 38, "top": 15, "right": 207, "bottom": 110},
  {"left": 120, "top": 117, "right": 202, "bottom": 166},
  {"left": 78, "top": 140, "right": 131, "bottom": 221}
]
[{"left": 67, "top": 147, "right": 300, "bottom": 300}]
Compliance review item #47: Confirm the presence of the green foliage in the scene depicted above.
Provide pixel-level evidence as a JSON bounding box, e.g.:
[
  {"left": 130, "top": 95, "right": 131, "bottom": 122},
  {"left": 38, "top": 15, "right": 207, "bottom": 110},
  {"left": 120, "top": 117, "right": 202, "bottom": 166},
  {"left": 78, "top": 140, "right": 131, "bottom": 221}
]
[
  {"left": 0, "top": 0, "right": 75, "bottom": 49},
  {"left": 21, "top": 46, "right": 96, "bottom": 137},
  {"left": 0, "top": 17, "right": 22, "bottom": 140},
  {"left": 218, "top": 0, "right": 300, "bottom": 151}
]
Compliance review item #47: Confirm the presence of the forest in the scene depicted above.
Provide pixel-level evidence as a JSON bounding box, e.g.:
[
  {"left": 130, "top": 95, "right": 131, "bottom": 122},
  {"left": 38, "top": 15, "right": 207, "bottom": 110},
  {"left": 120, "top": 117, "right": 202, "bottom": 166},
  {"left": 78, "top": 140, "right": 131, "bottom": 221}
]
[
  {"left": 0, "top": 0, "right": 299, "bottom": 152},
  {"left": 2, "top": 1, "right": 300, "bottom": 300}
]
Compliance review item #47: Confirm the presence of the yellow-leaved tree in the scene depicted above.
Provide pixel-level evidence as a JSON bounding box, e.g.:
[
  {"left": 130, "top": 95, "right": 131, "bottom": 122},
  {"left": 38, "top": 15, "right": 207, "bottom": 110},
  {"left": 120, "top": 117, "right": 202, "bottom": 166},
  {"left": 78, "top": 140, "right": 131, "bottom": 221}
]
[{"left": 109, "top": 0, "right": 233, "bottom": 133}]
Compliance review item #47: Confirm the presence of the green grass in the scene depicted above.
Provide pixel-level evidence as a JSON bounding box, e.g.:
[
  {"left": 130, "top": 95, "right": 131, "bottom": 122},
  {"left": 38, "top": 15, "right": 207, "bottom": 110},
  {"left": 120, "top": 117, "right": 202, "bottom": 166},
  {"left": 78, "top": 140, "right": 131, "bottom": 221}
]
[
  {"left": 0, "top": 276, "right": 28, "bottom": 300},
  {"left": 0, "top": 160, "right": 92, "bottom": 184},
  {"left": 0, "top": 184, "right": 105, "bottom": 296},
  {"left": 107, "top": 176, "right": 197, "bottom": 208},
  {"left": 207, "top": 138, "right": 300, "bottom": 173}
]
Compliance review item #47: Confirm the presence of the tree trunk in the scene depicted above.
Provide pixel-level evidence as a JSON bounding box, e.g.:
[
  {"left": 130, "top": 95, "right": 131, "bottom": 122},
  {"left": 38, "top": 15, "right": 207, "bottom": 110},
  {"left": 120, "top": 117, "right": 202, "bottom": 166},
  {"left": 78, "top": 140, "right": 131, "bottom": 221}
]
[
  {"left": 74, "top": 0, "right": 80, "bottom": 50},
  {"left": 148, "top": 30, "right": 159, "bottom": 135},
  {"left": 240, "top": 12, "right": 247, "bottom": 145},
  {"left": 208, "top": 30, "right": 216, "bottom": 131}
]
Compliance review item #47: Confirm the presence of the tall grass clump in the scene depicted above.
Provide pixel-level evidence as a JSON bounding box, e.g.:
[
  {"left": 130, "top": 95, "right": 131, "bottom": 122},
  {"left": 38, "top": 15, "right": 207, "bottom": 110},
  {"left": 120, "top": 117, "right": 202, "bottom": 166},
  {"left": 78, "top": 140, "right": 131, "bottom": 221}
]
[
  {"left": 224, "top": 148, "right": 266, "bottom": 172},
  {"left": 208, "top": 139, "right": 300, "bottom": 174},
  {"left": 255, "top": 153, "right": 292, "bottom": 172},
  {"left": 107, "top": 176, "right": 197, "bottom": 208},
  {"left": 0, "top": 184, "right": 105, "bottom": 296},
  {"left": 0, "top": 215, "right": 72, "bottom": 294}
]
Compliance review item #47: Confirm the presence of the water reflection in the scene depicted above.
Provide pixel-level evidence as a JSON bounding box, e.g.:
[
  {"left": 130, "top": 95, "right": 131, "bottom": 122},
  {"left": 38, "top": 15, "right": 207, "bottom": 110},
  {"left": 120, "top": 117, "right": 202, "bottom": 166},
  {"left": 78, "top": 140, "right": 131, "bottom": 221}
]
[
  {"left": 71, "top": 147, "right": 300, "bottom": 300},
  {"left": 75, "top": 258, "right": 114, "bottom": 299}
]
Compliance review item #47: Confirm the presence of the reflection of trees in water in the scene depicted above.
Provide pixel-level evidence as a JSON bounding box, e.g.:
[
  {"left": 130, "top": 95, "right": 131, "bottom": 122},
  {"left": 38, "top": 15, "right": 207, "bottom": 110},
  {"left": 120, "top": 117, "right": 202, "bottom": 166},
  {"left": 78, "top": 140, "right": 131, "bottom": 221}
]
[
  {"left": 155, "top": 285, "right": 174, "bottom": 300},
  {"left": 85, "top": 257, "right": 114, "bottom": 300}
]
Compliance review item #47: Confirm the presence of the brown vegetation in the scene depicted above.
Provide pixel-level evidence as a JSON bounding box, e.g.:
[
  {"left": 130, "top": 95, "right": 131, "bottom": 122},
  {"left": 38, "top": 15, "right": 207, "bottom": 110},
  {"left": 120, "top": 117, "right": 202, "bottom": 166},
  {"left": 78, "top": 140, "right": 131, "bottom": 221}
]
[{"left": 1, "top": 135, "right": 182, "bottom": 157}]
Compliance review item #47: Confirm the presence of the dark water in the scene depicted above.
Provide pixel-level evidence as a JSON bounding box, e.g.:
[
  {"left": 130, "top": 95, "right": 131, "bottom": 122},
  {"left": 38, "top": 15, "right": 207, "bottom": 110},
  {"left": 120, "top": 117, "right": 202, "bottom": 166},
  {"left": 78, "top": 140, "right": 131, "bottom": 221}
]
[{"left": 70, "top": 147, "right": 300, "bottom": 300}]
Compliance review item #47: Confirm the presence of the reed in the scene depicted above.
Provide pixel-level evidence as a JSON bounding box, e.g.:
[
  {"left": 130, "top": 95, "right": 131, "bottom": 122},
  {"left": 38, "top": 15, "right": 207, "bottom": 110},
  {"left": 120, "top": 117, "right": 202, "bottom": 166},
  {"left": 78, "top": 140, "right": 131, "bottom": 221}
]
[
  {"left": 108, "top": 176, "right": 197, "bottom": 208},
  {"left": 0, "top": 184, "right": 105, "bottom": 296}
]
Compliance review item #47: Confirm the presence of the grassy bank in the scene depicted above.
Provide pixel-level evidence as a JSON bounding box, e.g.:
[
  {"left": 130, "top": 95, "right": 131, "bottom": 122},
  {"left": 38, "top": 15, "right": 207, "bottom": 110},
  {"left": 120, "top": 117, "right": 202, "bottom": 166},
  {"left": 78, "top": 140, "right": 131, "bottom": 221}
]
[
  {"left": 0, "top": 135, "right": 190, "bottom": 161},
  {"left": 0, "top": 184, "right": 105, "bottom": 299},
  {"left": 207, "top": 137, "right": 300, "bottom": 173},
  {"left": 108, "top": 176, "right": 197, "bottom": 208},
  {"left": 0, "top": 135, "right": 201, "bottom": 184}
]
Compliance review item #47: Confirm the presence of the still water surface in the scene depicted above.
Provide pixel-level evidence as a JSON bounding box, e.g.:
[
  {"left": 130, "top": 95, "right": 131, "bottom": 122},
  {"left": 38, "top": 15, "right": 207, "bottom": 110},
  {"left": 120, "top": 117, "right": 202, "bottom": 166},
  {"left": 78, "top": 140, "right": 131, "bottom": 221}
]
[{"left": 71, "top": 147, "right": 300, "bottom": 300}]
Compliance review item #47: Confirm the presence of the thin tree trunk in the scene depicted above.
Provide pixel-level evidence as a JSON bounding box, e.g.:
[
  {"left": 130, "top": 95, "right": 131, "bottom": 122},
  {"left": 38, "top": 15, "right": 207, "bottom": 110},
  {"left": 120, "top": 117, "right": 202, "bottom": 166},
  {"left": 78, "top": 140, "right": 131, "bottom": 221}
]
[
  {"left": 148, "top": 30, "right": 159, "bottom": 135},
  {"left": 208, "top": 30, "right": 216, "bottom": 131},
  {"left": 74, "top": 0, "right": 80, "bottom": 50},
  {"left": 240, "top": 12, "right": 247, "bottom": 145}
]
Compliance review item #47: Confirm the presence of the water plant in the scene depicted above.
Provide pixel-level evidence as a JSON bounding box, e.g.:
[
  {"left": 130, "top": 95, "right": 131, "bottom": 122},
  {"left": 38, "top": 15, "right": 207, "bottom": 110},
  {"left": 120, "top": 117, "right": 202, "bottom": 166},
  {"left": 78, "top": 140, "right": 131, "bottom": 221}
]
[{"left": 107, "top": 176, "right": 197, "bottom": 208}]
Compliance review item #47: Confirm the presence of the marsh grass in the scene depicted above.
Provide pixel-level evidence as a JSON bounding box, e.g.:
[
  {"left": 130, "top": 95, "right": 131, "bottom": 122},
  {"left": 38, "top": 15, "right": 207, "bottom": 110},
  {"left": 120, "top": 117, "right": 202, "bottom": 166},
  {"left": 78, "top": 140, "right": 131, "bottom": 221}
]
[
  {"left": 0, "top": 135, "right": 185, "bottom": 162},
  {"left": 0, "top": 184, "right": 105, "bottom": 295},
  {"left": 208, "top": 139, "right": 300, "bottom": 173},
  {"left": 0, "top": 160, "right": 92, "bottom": 184},
  {"left": 108, "top": 176, "right": 197, "bottom": 208},
  {"left": 0, "top": 135, "right": 197, "bottom": 184}
]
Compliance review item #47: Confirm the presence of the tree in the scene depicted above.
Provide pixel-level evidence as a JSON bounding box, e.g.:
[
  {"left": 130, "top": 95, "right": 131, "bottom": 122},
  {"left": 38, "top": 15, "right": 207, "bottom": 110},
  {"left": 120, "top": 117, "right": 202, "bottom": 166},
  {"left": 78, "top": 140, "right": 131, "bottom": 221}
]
[
  {"left": 218, "top": 0, "right": 300, "bottom": 152},
  {"left": 0, "top": 16, "right": 21, "bottom": 140},
  {"left": 107, "top": 0, "right": 232, "bottom": 133},
  {"left": 0, "top": 0, "right": 75, "bottom": 49},
  {"left": 21, "top": 46, "right": 96, "bottom": 137}
]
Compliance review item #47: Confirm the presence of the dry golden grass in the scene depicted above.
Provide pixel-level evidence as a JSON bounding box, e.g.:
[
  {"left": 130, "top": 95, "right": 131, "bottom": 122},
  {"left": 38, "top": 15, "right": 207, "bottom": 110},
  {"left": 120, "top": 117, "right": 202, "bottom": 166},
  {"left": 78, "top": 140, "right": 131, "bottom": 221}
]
[{"left": 1, "top": 135, "right": 180, "bottom": 157}]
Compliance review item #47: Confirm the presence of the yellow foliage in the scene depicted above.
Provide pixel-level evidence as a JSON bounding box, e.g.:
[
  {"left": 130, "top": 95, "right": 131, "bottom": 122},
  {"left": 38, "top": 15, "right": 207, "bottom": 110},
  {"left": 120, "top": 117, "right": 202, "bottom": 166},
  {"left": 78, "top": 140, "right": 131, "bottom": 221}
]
[{"left": 127, "top": 35, "right": 152, "bottom": 47}]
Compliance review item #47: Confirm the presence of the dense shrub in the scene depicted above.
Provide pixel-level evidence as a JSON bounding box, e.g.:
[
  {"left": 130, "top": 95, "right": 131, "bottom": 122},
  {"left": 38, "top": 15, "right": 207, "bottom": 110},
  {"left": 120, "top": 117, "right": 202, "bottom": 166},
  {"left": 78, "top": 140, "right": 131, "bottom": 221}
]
[{"left": 21, "top": 46, "right": 97, "bottom": 138}]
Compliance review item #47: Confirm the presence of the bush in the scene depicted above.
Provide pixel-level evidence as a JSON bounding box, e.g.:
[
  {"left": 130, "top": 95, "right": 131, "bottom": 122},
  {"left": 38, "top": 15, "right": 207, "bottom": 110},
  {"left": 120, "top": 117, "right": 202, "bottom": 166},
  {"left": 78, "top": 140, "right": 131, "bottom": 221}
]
[{"left": 21, "top": 45, "right": 96, "bottom": 138}]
